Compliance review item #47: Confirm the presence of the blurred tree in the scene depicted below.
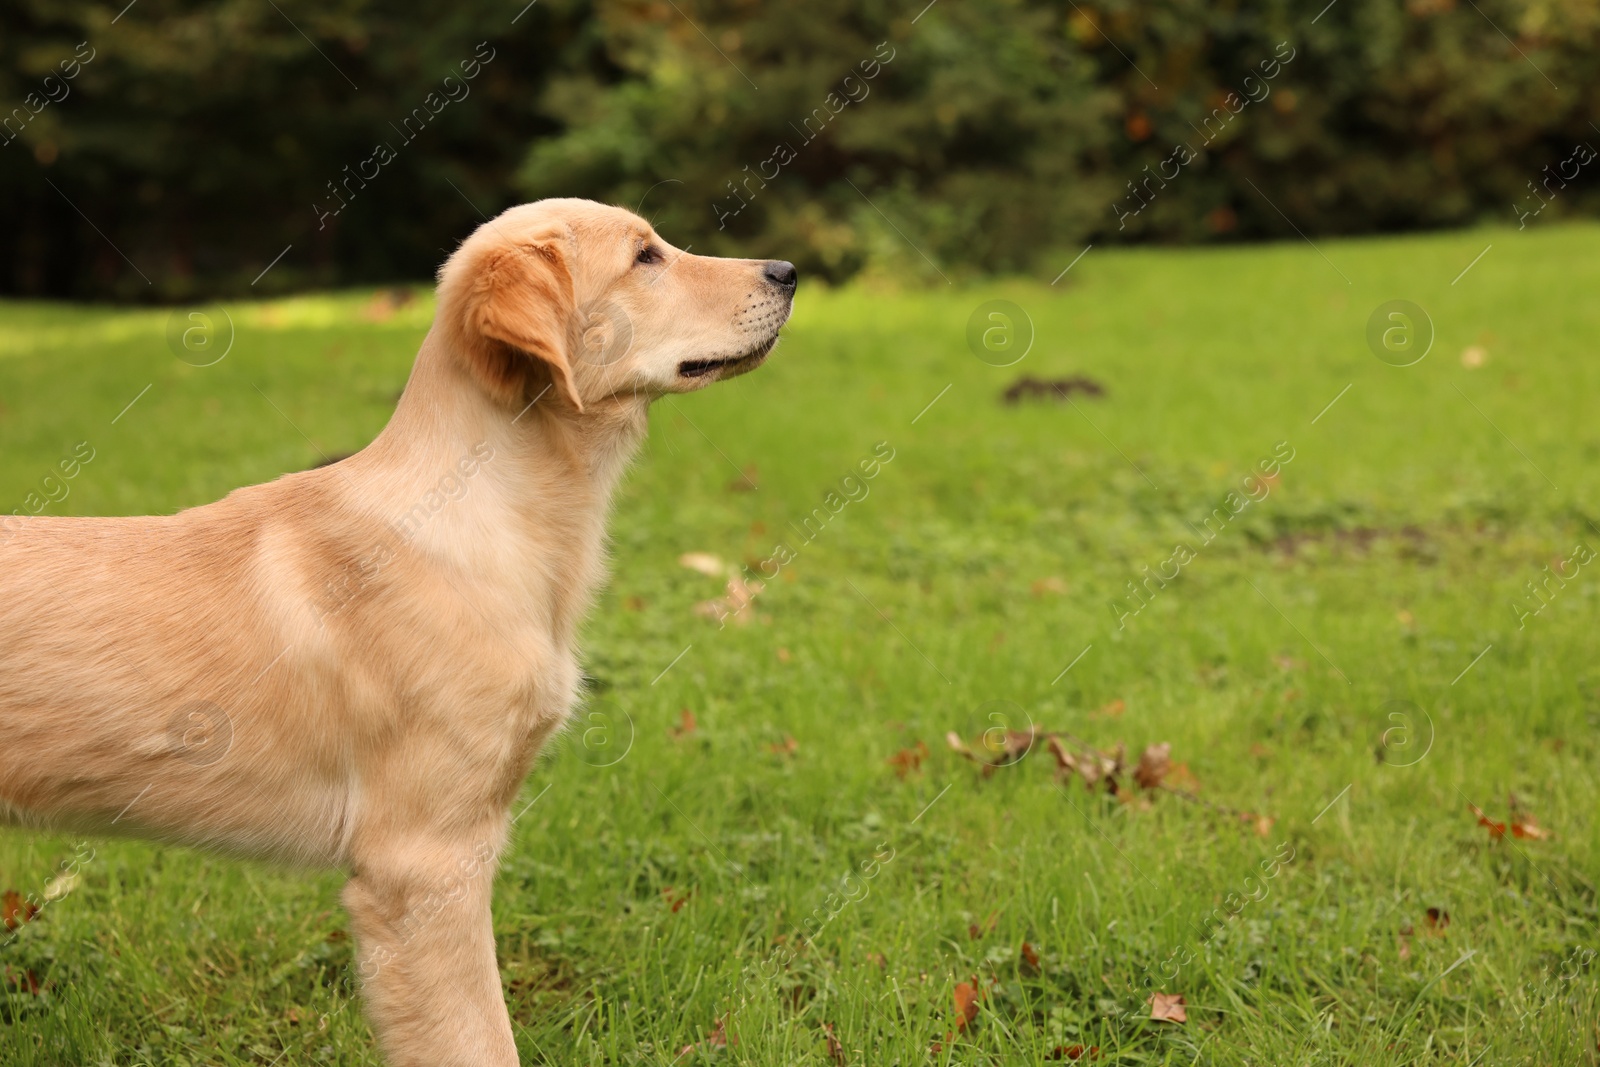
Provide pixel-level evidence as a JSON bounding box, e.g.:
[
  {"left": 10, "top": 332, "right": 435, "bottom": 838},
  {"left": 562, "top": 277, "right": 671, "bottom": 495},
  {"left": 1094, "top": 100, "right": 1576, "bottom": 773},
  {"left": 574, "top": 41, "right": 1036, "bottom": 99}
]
[
  {"left": 1, "top": 0, "right": 1597, "bottom": 297},
  {"left": 0, "top": 0, "right": 591, "bottom": 299},
  {"left": 520, "top": 0, "right": 1121, "bottom": 281}
]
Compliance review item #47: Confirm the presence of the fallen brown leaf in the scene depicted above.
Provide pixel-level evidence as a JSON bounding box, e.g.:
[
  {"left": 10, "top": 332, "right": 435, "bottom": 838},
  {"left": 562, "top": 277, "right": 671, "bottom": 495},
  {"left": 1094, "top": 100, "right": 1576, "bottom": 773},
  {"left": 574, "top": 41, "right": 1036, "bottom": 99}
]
[
  {"left": 887, "top": 741, "right": 930, "bottom": 778},
  {"left": 1511, "top": 816, "right": 1550, "bottom": 840},
  {"left": 1424, "top": 907, "right": 1450, "bottom": 935},
  {"left": 678, "top": 551, "right": 728, "bottom": 577},
  {"left": 953, "top": 981, "right": 981, "bottom": 1030},
  {"left": 670, "top": 709, "right": 697, "bottom": 738},
  {"left": 1047, "top": 737, "right": 1124, "bottom": 791},
  {"left": 1046, "top": 736, "right": 1078, "bottom": 781},
  {"left": 1050, "top": 1046, "right": 1099, "bottom": 1061},
  {"left": 1020, "top": 941, "right": 1041, "bottom": 972},
  {"left": 824, "top": 1021, "right": 847, "bottom": 1066},
  {"left": 4, "top": 967, "right": 42, "bottom": 995},
  {"left": 986, "top": 727, "right": 1037, "bottom": 764},
  {"left": 950, "top": 727, "right": 1036, "bottom": 776},
  {"left": 1148, "top": 991, "right": 1187, "bottom": 1023},
  {"left": 1134, "top": 742, "right": 1171, "bottom": 790},
  {"left": 1468, "top": 803, "right": 1506, "bottom": 839},
  {"left": 767, "top": 735, "right": 799, "bottom": 756},
  {"left": 2, "top": 890, "right": 37, "bottom": 931},
  {"left": 1167, "top": 762, "right": 1199, "bottom": 790}
]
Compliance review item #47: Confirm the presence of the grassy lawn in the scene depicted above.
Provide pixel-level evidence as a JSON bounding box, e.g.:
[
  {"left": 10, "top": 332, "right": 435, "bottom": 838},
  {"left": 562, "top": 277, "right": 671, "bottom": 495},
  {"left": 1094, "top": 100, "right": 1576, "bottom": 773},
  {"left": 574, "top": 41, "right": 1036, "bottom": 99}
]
[{"left": 2, "top": 222, "right": 1598, "bottom": 1065}]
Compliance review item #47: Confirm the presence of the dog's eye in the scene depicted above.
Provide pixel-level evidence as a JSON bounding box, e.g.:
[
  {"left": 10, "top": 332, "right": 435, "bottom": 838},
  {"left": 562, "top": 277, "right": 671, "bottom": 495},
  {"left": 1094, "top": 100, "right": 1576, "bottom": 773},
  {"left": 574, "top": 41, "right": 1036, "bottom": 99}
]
[{"left": 636, "top": 245, "right": 662, "bottom": 266}]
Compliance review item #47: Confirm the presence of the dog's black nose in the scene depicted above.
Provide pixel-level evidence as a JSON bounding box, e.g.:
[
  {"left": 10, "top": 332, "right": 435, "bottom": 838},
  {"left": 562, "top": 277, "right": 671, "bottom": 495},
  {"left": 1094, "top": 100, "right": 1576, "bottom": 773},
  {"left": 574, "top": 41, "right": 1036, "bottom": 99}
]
[{"left": 763, "top": 260, "right": 797, "bottom": 291}]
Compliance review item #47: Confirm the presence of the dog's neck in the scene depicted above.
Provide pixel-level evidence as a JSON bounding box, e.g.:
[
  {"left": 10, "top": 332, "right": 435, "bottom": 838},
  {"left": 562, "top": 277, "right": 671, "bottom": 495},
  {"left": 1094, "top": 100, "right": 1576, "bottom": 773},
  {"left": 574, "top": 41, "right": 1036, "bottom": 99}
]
[{"left": 350, "top": 327, "right": 648, "bottom": 641}]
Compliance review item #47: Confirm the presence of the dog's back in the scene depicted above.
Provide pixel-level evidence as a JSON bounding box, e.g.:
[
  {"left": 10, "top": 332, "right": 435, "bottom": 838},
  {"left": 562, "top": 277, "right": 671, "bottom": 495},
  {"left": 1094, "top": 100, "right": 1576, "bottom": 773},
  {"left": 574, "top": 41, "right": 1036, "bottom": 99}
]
[{"left": 0, "top": 483, "right": 357, "bottom": 861}]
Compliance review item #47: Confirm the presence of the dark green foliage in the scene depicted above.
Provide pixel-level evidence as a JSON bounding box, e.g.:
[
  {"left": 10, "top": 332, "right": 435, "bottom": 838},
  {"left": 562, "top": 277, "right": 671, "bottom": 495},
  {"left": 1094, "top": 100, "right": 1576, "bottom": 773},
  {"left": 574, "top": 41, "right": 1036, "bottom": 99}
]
[
  {"left": 0, "top": 0, "right": 589, "bottom": 299},
  {"left": 3, "top": 0, "right": 1599, "bottom": 297}
]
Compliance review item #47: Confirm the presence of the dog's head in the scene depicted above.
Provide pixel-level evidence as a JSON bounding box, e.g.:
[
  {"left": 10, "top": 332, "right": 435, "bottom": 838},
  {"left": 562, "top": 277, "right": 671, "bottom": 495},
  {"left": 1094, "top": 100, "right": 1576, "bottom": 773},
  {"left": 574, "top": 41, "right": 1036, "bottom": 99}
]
[{"left": 437, "top": 198, "right": 796, "bottom": 413}]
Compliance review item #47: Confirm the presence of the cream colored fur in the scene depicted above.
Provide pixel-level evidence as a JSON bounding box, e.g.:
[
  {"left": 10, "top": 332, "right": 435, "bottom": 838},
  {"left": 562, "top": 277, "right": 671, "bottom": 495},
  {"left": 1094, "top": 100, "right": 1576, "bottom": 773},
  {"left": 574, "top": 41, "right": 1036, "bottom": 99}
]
[{"left": 0, "top": 198, "right": 794, "bottom": 1065}]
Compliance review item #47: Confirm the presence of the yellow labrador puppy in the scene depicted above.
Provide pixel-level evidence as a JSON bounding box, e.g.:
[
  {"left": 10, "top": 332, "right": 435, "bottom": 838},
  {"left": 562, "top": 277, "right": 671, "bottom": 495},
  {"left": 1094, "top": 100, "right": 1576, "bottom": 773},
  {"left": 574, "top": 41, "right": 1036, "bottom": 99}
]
[{"left": 0, "top": 198, "right": 796, "bottom": 1065}]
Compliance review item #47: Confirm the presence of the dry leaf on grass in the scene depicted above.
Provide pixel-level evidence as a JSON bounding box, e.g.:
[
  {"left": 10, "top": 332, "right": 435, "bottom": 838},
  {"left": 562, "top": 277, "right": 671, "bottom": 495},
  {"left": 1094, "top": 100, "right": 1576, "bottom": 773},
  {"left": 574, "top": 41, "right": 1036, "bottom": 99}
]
[
  {"left": 1424, "top": 907, "right": 1450, "bottom": 935},
  {"left": 953, "top": 980, "right": 981, "bottom": 1030},
  {"left": 1245, "top": 812, "right": 1276, "bottom": 837},
  {"left": 987, "top": 727, "right": 1037, "bottom": 764},
  {"left": 887, "top": 741, "right": 930, "bottom": 778},
  {"left": 767, "top": 735, "right": 799, "bottom": 756},
  {"left": 3, "top": 967, "right": 42, "bottom": 995},
  {"left": 964, "top": 727, "right": 1270, "bottom": 832},
  {"left": 1050, "top": 1046, "right": 1099, "bottom": 1061},
  {"left": 824, "top": 1022, "right": 847, "bottom": 1066},
  {"left": 1133, "top": 742, "right": 1171, "bottom": 789},
  {"left": 1020, "top": 941, "right": 1041, "bottom": 972},
  {"left": 1167, "top": 762, "right": 1200, "bottom": 790},
  {"left": 1047, "top": 737, "right": 1125, "bottom": 792},
  {"left": 1148, "top": 991, "right": 1187, "bottom": 1023},
  {"left": 670, "top": 709, "right": 697, "bottom": 738},
  {"left": 678, "top": 552, "right": 728, "bottom": 577},
  {"left": 1471, "top": 804, "right": 1506, "bottom": 837},
  {"left": 948, "top": 727, "right": 1037, "bottom": 775},
  {"left": 1469, "top": 801, "right": 1550, "bottom": 840},
  {"left": 677, "top": 1015, "right": 732, "bottom": 1055},
  {"left": 1511, "top": 818, "right": 1550, "bottom": 839},
  {"left": 2, "top": 890, "right": 38, "bottom": 931}
]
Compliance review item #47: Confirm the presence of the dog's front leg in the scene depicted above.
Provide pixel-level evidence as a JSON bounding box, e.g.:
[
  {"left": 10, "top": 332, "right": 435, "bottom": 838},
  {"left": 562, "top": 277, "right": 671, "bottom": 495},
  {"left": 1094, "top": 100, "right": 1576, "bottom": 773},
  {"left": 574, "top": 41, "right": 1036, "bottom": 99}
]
[{"left": 342, "top": 834, "right": 518, "bottom": 1066}]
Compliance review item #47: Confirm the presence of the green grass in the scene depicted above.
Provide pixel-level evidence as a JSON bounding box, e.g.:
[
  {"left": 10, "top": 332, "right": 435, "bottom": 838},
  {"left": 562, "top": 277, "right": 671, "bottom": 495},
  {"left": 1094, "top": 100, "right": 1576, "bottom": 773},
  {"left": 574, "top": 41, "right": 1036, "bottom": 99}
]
[{"left": 3, "top": 222, "right": 1598, "bottom": 1065}]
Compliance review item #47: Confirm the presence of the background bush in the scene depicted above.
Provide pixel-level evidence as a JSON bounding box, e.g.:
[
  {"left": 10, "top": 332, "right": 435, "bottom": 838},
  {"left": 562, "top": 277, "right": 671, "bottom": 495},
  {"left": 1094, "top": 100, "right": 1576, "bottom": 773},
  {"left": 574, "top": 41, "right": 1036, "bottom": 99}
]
[{"left": 4, "top": 0, "right": 1599, "bottom": 298}]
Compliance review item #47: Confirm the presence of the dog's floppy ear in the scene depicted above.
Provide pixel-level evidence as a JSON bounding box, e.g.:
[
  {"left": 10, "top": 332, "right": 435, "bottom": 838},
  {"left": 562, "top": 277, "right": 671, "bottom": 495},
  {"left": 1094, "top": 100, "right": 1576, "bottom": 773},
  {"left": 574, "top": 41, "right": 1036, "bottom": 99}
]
[{"left": 458, "top": 238, "right": 583, "bottom": 412}]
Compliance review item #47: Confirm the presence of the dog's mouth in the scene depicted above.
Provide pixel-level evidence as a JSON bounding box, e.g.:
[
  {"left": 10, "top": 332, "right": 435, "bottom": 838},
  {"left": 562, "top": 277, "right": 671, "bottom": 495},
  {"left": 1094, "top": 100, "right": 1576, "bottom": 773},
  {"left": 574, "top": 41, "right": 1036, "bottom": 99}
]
[{"left": 677, "top": 336, "right": 778, "bottom": 380}]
